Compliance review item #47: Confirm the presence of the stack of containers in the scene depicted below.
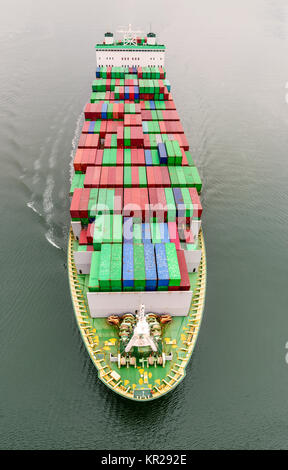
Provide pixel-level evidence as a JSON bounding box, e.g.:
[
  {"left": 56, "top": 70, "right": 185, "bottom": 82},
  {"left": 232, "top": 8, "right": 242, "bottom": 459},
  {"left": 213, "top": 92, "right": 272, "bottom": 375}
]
[{"left": 70, "top": 65, "right": 201, "bottom": 293}]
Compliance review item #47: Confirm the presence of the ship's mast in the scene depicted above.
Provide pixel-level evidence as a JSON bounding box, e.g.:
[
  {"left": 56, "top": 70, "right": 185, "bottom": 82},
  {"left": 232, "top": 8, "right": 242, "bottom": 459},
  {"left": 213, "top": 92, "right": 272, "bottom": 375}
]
[{"left": 117, "top": 24, "right": 143, "bottom": 46}]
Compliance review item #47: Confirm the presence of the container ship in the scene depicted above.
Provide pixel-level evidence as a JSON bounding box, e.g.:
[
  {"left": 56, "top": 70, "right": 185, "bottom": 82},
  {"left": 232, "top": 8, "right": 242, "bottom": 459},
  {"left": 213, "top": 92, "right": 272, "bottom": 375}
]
[{"left": 68, "top": 26, "right": 206, "bottom": 401}]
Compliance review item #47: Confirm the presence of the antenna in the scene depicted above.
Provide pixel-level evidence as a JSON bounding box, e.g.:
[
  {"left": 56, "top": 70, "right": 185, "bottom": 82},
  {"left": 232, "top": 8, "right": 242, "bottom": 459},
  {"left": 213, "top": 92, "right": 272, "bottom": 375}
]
[{"left": 117, "top": 23, "right": 143, "bottom": 46}]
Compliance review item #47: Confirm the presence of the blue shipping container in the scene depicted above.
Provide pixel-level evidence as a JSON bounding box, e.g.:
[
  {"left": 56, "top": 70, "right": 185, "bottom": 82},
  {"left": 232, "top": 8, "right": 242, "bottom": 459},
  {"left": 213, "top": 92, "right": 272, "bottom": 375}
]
[
  {"left": 144, "top": 149, "right": 152, "bottom": 166},
  {"left": 101, "top": 102, "right": 108, "bottom": 119},
  {"left": 155, "top": 243, "right": 169, "bottom": 287},
  {"left": 158, "top": 143, "right": 168, "bottom": 165},
  {"left": 144, "top": 244, "right": 157, "bottom": 290},
  {"left": 173, "top": 187, "right": 186, "bottom": 217},
  {"left": 123, "top": 217, "right": 133, "bottom": 243},
  {"left": 123, "top": 243, "right": 134, "bottom": 287},
  {"left": 88, "top": 121, "right": 95, "bottom": 134}
]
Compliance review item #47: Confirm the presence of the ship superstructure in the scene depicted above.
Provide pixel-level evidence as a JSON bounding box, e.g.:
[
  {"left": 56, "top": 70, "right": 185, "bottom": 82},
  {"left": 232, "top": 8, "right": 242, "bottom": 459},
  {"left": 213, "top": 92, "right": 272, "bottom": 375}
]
[{"left": 68, "top": 27, "right": 206, "bottom": 400}]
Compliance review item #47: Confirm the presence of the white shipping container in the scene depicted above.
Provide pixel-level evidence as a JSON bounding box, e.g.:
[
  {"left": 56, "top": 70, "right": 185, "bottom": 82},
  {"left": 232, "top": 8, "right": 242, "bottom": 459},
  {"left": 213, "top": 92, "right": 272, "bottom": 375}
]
[
  {"left": 75, "top": 263, "right": 91, "bottom": 275},
  {"left": 74, "top": 250, "right": 93, "bottom": 267},
  {"left": 190, "top": 220, "right": 201, "bottom": 239},
  {"left": 71, "top": 221, "right": 82, "bottom": 240},
  {"left": 184, "top": 249, "right": 202, "bottom": 273},
  {"left": 87, "top": 290, "right": 193, "bottom": 317}
]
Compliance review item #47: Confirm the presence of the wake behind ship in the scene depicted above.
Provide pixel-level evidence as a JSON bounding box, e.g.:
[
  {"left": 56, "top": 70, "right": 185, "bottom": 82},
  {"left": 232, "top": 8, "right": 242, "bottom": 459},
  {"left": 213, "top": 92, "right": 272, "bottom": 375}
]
[{"left": 68, "top": 26, "right": 206, "bottom": 401}]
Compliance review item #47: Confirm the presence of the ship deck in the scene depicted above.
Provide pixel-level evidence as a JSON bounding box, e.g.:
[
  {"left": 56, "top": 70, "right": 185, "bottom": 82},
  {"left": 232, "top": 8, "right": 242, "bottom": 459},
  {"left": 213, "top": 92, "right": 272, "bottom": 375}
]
[{"left": 68, "top": 227, "right": 206, "bottom": 401}]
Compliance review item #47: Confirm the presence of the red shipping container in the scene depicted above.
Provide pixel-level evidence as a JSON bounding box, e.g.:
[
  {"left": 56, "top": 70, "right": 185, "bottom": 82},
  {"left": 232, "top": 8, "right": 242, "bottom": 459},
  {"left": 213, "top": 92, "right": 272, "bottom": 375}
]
[
  {"left": 181, "top": 149, "right": 189, "bottom": 166},
  {"left": 139, "top": 188, "right": 149, "bottom": 221},
  {"left": 159, "top": 121, "right": 167, "bottom": 133},
  {"left": 79, "top": 228, "right": 88, "bottom": 246},
  {"left": 131, "top": 166, "right": 139, "bottom": 187},
  {"left": 95, "top": 149, "right": 103, "bottom": 166},
  {"left": 143, "top": 134, "right": 150, "bottom": 149},
  {"left": 87, "top": 223, "right": 95, "bottom": 244},
  {"left": 85, "top": 133, "right": 99, "bottom": 149},
  {"left": 104, "top": 133, "right": 112, "bottom": 148},
  {"left": 81, "top": 149, "right": 97, "bottom": 172},
  {"left": 74, "top": 149, "right": 83, "bottom": 172},
  {"left": 78, "top": 188, "right": 90, "bottom": 218},
  {"left": 70, "top": 188, "right": 82, "bottom": 218},
  {"left": 137, "top": 148, "right": 145, "bottom": 165},
  {"left": 116, "top": 148, "right": 124, "bottom": 165},
  {"left": 84, "top": 103, "right": 92, "bottom": 120},
  {"left": 188, "top": 188, "right": 203, "bottom": 218},
  {"left": 149, "top": 187, "right": 166, "bottom": 220},
  {"left": 124, "top": 114, "right": 131, "bottom": 126},
  {"left": 82, "top": 121, "right": 90, "bottom": 134},
  {"left": 149, "top": 187, "right": 158, "bottom": 208},
  {"left": 131, "top": 149, "right": 138, "bottom": 166},
  {"left": 184, "top": 228, "right": 195, "bottom": 244},
  {"left": 160, "top": 167, "right": 171, "bottom": 187},
  {"left": 146, "top": 167, "right": 156, "bottom": 187},
  {"left": 124, "top": 188, "right": 140, "bottom": 219},
  {"left": 99, "top": 121, "right": 107, "bottom": 139},
  {"left": 78, "top": 133, "right": 87, "bottom": 149},
  {"left": 141, "top": 110, "right": 152, "bottom": 121},
  {"left": 153, "top": 167, "right": 162, "bottom": 188},
  {"left": 117, "top": 126, "right": 123, "bottom": 148},
  {"left": 177, "top": 249, "right": 190, "bottom": 291},
  {"left": 84, "top": 167, "right": 101, "bottom": 188},
  {"left": 100, "top": 167, "right": 109, "bottom": 188},
  {"left": 168, "top": 222, "right": 181, "bottom": 250},
  {"left": 107, "top": 121, "right": 118, "bottom": 133},
  {"left": 174, "top": 133, "right": 189, "bottom": 151},
  {"left": 164, "top": 100, "right": 176, "bottom": 110},
  {"left": 114, "top": 188, "right": 123, "bottom": 214},
  {"left": 159, "top": 66, "right": 165, "bottom": 79},
  {"left": 115, "top": 166, "right": 123, "bottom": 187},
  {"left": 108, "top": 167, "right": 116, "bottom": 187},
  {"left": 156, "top": 188, "right": 167, "bottom": 221},
  {"left": 119, "top": 103, "right": 124, "bottom": 119}
]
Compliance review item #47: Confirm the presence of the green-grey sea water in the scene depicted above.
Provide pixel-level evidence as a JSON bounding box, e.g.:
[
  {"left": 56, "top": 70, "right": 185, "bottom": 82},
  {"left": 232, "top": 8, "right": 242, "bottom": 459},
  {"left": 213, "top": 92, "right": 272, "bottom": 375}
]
[{"left": 1, "top": 0, "right": 288, "bottom": 450}]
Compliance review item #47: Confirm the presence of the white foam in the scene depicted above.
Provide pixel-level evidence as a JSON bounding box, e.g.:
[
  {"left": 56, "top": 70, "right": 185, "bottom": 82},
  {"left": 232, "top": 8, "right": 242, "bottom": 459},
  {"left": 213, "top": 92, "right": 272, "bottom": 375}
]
[
  {"left": 45, "top": 231, "right": 61, "bottom": 250},
  {"left": 69, "top": 111, "right": 84, "bottom": 183},
  {"left": 27, "top": 200, "right": 42, "bottom": 216}
]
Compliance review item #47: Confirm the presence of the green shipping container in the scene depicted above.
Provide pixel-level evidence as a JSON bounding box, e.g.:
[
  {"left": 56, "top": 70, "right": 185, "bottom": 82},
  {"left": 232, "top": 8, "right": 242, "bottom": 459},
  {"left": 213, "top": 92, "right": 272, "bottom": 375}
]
[
  {"left": 88, "top": 188, "right": 98, "bottom": 218},
  {"left": 133, "top": 243, "right": 146, "bottom": 290},
  {"left": 103, "top": 214, "right": 113, "bottom": 243},
  {"left": 110, "top": 243, "right": 122, "bottom": 291},
  {"left": 93, "top": 215, "right": 104, "bottom": 250},
  {"left": 124, "top": 166, "right": 132, "bottom": 187},
  {"left": 88, "top": 252, "right": 100, "bottom": 292},
  {"left": 165, "top": 243, "right": 181, "bottom": 287},
  {"left": 113, "top": 215, "right": 123, "bottom": 243},
  {"left": 99, "top": 243, "right": 112, "bottom": 291},
  {"left": 172, "top": 140, "right": 182, "bottom": 165},
  {"left": 138, "top": 166, "right": 147, "bottom": 187},
  {"left": 176, "top": 167, "right": 186, "bottom": 187},
  {"left": 181, "top": 188, "right": 193, "bottom": 217},
  {"left": 133, "top": 222, "right": 142, "bottom": 243},
  {"left": 124, "top": 148, "right": 131, "bottom": 166},
  {"left": 164, "top": 187, "right": 176, "bottom": 221}
]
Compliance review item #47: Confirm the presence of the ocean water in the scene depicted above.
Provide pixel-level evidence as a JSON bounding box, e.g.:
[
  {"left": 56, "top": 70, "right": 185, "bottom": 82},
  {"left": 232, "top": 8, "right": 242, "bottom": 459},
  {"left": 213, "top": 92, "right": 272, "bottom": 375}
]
[{"left": 1, "top": 0, "right": 288, "bottom": 450}]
